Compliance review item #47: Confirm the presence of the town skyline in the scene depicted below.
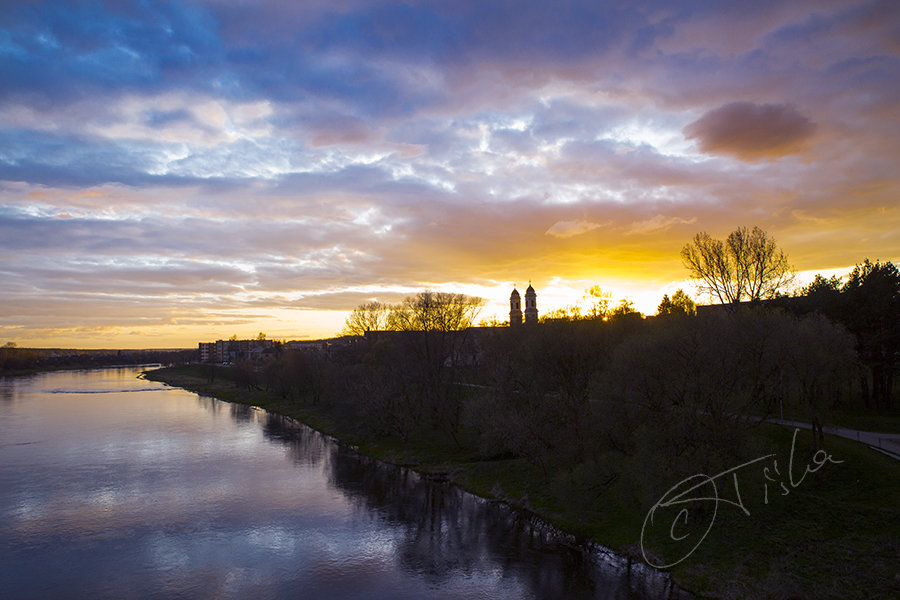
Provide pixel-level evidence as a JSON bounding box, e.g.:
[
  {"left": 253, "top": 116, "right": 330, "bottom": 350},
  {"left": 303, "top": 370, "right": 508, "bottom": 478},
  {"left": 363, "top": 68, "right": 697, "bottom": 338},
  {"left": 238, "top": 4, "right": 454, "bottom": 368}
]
[{"left": 2, "top": 1, "right": 898, "bottom": 349}]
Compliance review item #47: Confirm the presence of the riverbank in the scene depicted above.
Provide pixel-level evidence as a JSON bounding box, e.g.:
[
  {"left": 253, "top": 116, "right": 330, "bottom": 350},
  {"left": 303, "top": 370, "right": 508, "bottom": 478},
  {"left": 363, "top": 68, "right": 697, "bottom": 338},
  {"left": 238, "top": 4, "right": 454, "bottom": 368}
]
[
  {"left": 0, "top": 347, "right": 194, "bottom": 377},
  {"left": 145, "top": 365, "right": 900, "bottom": 600}
]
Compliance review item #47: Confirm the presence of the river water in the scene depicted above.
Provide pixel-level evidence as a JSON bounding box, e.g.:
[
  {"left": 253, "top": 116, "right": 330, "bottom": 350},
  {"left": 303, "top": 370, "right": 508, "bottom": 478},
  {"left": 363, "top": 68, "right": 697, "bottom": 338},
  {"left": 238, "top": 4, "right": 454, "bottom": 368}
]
[{"left": 0, "top": 367, "right": 686, "bottom": 599}]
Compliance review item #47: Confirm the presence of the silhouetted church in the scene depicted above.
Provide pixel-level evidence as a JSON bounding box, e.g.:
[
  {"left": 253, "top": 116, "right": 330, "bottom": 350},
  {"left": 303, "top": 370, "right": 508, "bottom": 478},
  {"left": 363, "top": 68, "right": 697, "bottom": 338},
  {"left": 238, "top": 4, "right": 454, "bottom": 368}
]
[{"left": 509, "top": 284, "right": 538, "bottom": 326}]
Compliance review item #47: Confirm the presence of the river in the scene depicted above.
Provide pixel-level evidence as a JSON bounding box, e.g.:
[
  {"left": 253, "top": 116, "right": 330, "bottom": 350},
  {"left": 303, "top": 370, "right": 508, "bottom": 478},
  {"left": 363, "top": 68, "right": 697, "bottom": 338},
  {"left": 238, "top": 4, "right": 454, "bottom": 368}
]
[{"left": 0, "top": 367, "right": 687, "bottom": 599}]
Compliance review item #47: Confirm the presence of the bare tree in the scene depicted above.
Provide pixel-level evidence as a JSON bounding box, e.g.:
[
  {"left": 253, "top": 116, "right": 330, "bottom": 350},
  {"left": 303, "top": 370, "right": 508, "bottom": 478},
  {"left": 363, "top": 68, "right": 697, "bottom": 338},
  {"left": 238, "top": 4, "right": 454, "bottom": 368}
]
[
  {"left": 342, "top": 301, "right": 393, "bottom": 336},
  {"left": 681, "top": 226, "right": 793, "bottom": 305},
  {"left": 390, "top": 291, "right": 483, "bottom": 333},
  {"left": 390, "top": 291, "right": 483, "bottom": 441}
]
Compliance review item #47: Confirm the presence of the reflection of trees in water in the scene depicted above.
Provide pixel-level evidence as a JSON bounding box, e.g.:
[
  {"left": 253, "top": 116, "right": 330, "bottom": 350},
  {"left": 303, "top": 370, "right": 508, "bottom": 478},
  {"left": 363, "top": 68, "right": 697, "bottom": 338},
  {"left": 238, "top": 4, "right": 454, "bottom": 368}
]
[
  {"left": 229, "top": 402, "right": 254, "bottom": 422},
  {"left": 262, "top": 413, "right": 332, "bottom": 468},
  {"left": 195, "top": 394, "right": 223, "bottom": 416},
  {"left": 0, "top": 378, "right": 18, "bottom": 402},
  {"left": 256, "top": 412, "right": 690, "bottom": 600}
]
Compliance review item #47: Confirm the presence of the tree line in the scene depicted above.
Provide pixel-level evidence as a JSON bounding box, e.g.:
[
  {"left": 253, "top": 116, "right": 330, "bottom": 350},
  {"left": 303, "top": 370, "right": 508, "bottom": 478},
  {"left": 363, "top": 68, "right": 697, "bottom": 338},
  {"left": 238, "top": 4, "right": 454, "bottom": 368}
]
[
  {"left": 341, "top": 290, "right": 484, "bottom": 336},
  {"left": 221, "top": 239, "right": 895, "bottom": 512},
  {"left": 160, "top": 226, "right": 893, "bottom": 528},
  {"left": 0, "top": 344, "right": 196, "bottom": 374},
  {"left": 787, "top": 258, "right": 900, "bottom": 409},
  {"left": 229, "top": 296, "right": 861, "bottom": 512},
  {"left": 681, "top": 226, "right": 899, "bottom": 409}
]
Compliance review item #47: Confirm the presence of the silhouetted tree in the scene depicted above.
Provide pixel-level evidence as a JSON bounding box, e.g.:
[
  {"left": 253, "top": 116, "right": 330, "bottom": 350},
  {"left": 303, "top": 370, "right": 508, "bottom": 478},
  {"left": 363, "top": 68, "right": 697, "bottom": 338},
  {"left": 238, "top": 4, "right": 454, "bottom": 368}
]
[
  {"left": 804, "top": 273, "right": 842, "bottom": 295},
  {"left": 779, "top": 313, "right": 858, "bottom": 448},
  {"left": 657, "top": 289, "right": 696, "bottom": 316},
  {"left": 471, "top": 322, "right": 609, "bottom": 475},
  {"left": 389, "top": 291, "right": 483, "bottom": 441},
  {"left": 352, "top": 338, "right": 419, "bottom": 440},
  {"left": 681, "top": 226, "right": 794, "bottom": 305},
  {"left": 609, "top": 298, "right": 638, "bottom": 319},
  {"left": 582, "top": 285, "right": 611, "bottom": 319},
  {"left": 599, "top": 308, "right": 854, "bottom": 503},
  {"left": 840, "top": 259, "right": 900, "bottom": 408},
  {"left": 342, "top": 301, "right": 393, "bottom": 336},
  {"left": 798, "top": 274, "right": 843, "bottom": 319},
  {"left": 539, "top": 305, "right": 583, "bottom": 322},
  {"left": 0, "top": 345, "right": 37, "bottom": 371},
  {"left": 539, "top": 286, "right": 612, "bottom": 323},
  {"left": 231, "top": 358, "right": 258, "bottom": 391},
  {"left": 390, "top": 291, "right": 483, "bottom": 333}
]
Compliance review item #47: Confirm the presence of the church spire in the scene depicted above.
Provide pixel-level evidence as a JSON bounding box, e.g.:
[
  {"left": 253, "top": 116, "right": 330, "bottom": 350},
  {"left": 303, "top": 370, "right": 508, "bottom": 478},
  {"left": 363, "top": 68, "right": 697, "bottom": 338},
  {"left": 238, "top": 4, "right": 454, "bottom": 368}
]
[
  {"left": 509, "top": 286, "right": 523, "bottom": 326},
  {"left": 524, "top": 283, "right": 538, "bottom": 325}
]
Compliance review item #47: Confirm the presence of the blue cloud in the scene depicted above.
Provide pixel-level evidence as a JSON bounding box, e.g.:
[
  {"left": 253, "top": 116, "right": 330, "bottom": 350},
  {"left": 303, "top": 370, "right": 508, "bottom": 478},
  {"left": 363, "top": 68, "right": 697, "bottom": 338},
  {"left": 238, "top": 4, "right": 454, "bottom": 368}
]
[
  {"left": 0, "top": 129, "right": 177, "bottom": 186},
  {"left": 0, "top": 1, "right": 222, "bottom": 103}
]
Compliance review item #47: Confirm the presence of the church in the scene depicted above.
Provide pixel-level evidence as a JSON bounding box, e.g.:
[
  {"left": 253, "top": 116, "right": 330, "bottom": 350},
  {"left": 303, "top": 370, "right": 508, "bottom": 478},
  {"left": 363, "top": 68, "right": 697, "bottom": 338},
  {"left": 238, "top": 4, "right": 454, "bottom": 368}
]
[{"left": 509, "top": 284, "right": 538, "bottom": 326}]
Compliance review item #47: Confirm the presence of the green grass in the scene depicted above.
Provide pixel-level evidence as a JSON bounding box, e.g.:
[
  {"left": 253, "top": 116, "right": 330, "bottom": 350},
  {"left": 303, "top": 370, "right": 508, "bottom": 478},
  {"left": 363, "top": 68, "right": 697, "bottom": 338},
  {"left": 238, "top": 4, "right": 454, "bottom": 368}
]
[
  {"left": 146, "top": 365, "right": 900, "bottom": 600},
  {"left": 828, "top": 407, "right": 900, "bottom": 434},
  {"left": 665, "top": 425, "right": 900, "bottom": 599}
]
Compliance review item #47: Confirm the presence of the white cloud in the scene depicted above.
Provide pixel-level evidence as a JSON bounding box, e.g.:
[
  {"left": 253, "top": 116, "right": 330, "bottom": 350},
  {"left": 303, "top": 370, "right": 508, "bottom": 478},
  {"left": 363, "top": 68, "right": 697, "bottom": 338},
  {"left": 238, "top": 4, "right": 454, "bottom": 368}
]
[
  {"left": 627, "top": 215, "right": 697, "bottom": 235},
  {"left": 545, "top": 219, "right": 608, "bottom": 238}
]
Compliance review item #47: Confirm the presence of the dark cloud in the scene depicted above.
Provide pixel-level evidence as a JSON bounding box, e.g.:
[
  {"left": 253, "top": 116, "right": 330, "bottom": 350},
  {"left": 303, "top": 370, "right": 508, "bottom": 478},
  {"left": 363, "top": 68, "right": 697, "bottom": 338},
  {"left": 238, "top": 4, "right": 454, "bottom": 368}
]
[{"left": 683, "top": 101, "right": 816, "bottom": 161}]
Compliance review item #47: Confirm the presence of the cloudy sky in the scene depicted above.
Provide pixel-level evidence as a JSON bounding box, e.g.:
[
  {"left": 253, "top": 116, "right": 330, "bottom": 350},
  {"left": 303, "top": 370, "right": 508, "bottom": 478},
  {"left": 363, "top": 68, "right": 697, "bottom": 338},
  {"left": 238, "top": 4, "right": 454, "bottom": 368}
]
[{"left": 2, "top": 0, "right": 898, "bottom": 348}]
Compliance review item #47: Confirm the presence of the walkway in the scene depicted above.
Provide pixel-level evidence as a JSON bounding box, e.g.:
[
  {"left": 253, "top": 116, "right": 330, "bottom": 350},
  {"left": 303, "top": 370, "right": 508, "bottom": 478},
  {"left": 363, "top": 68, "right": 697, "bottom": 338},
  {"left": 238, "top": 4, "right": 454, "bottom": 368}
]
[{"left": 766, "top": 418, "right": 900, "bottom": 461}]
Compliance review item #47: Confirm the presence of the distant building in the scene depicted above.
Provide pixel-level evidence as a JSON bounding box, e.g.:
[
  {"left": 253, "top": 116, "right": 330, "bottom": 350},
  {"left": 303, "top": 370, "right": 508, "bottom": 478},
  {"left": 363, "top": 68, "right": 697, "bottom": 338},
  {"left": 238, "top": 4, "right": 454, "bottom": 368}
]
[
  {"left": 509, "top": 288, "right": 523, "bottom": 326},
  {"left": 197, "top": 338, "right": 278, "bottom": 363},
  {"left": 524, "top": 284, "right": 538, "bottom": 325},
  {"left": 286, "top": 339, "right": 331, "bottom": 354},
  {"left": 285, "top": 336, "right": 362, "bottom": 356},
  {"left": 199, "top": 286, "right": 539, "bottom": 366},
  {"left": 510, "top": 284, "right": 539, "bottom": 326}
]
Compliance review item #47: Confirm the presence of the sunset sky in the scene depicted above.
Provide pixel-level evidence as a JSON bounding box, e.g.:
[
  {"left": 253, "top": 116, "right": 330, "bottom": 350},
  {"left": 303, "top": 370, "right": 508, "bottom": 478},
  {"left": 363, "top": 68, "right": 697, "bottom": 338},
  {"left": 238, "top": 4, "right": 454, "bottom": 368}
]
[{"left": 2, "top": 0, "right": 899, "bottom": 348}]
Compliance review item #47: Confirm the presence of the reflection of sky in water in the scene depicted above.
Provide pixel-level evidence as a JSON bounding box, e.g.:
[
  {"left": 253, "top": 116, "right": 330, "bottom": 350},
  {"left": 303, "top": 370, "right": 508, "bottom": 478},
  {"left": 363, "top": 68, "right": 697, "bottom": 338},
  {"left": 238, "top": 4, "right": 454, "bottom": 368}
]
[{"left": 0, "top": 367, "right": 685, "bottom": 599}]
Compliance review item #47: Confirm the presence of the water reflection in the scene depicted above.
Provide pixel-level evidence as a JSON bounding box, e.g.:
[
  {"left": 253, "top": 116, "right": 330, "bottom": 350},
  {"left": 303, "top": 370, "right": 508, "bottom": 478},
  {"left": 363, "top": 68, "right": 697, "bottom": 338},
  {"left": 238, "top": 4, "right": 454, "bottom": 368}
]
[
  {"left": 0, "top": 372, "right": 32, "bottom": 402},
  {"left": 0, "top": 368, "right": 689, "bottom": 600},
  {"left": 257, "top": 413, "right": 690, "bottom": 600},
  {"left": 230, "top": 402, "right": 256, "bottom": 423}
]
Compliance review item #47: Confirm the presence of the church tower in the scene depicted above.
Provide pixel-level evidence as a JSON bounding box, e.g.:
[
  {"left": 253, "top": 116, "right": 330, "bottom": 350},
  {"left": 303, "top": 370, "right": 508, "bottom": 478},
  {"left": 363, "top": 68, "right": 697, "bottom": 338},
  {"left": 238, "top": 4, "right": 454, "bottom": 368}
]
[
  {"left": 524, "top": 284, "right": 538, "bottom": 325},
  {"left": 509, "top": 287, "right": 523, "bottom": 327}
]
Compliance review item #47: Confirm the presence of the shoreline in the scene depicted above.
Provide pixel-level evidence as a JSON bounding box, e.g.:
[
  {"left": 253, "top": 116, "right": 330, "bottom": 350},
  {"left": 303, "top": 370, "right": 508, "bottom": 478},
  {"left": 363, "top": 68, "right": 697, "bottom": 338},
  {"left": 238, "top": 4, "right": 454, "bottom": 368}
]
[
  {"left": 141, "top": 365, "right": 691, "bottom": 595},
  {"left": 140, "top": 367, "right": 620, "bottom": 536}
]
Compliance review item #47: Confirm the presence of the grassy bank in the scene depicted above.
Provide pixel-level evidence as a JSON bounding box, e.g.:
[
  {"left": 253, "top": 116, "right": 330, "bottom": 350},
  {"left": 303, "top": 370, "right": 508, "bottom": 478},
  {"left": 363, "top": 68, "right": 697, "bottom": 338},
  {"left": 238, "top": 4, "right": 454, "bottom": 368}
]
[{"left": 145, "top": 365, "right": 900, "bottom": 600}]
